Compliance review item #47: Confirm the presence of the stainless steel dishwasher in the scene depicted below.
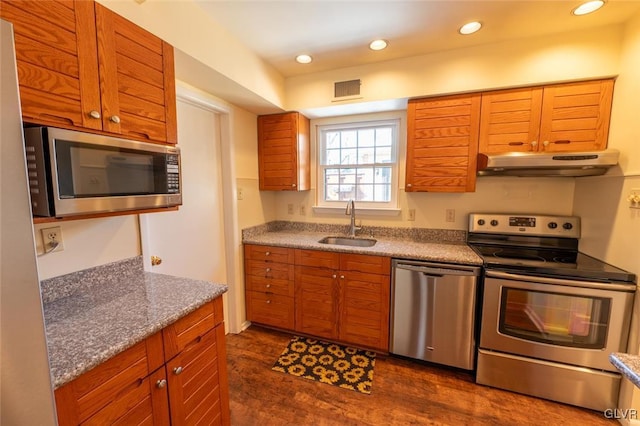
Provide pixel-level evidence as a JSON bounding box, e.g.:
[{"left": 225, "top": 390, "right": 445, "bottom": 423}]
[{"left": 390, "top": 259, "right": 480, "bottom": 370}]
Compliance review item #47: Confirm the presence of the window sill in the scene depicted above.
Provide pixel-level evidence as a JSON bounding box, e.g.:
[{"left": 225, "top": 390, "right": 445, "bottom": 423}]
[{"left": 312, "top": 206, "right": 401, "bottom": 217}]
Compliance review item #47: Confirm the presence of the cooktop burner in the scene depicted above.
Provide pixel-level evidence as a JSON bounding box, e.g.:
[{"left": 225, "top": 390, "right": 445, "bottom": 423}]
[{"left": 468, "top": 213, "right": 637, "bottom": 284}]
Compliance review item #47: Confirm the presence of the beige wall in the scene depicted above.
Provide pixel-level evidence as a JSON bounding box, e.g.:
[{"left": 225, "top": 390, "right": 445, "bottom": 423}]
[
  {"left": 34, "top": 216, "right": 140, "bottom": 280},
  {"left": 285, "top": 25, "right": 623, "bottom": 115},
  {"left": 573, "top": 10, "right": 640, "bottom": 419}
]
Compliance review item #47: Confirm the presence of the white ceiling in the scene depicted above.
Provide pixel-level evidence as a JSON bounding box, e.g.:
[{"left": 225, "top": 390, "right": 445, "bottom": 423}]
[{"left": 194, "top": 0, "right": 640, "bottom": 78}]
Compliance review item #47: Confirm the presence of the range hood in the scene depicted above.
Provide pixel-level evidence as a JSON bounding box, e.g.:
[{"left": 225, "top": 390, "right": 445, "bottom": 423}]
[{"left": 477, "top": 149, "right": 620, "bottom": 177}]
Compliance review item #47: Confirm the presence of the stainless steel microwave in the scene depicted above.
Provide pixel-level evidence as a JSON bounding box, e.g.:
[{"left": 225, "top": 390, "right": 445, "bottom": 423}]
[{"left": 24, "top": 126, "right": 182, "bottom": 217}]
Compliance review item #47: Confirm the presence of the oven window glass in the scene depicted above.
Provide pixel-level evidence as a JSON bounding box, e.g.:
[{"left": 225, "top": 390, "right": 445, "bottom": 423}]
[
  {"left": 55, "top": 140, "right": 169, "bottom": 197},
  {"left": 499, "top": 288, "right": 610, "bottom": 349}
]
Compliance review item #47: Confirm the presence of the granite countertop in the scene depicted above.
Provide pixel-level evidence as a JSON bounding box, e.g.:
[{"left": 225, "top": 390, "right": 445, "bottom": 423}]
[
  {"left": 242, "top": 221, "right": 483, "bottom": 266},
  {"left": 610, "top": 353, "right": 640, "bottom": 389},
  {"left": 41, "top": 256, "right": 228, "bottom": 389}
]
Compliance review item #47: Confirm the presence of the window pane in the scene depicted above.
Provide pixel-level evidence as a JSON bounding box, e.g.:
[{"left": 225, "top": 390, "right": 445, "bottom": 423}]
[
  {"left": 326, "top": 149, "right": 341, "bottom": 165},
  {"left": 325, "top": 168, "right": 340, "bottom": 184},
  {"left": 358, "top": 129, "right": 375, "bottom": 147},
  {"left": 325, "top": 184, "right": 339, "bottom": 201},
  {"left": 341, "top": 148, "right": 357, "bottom": 165},
  {"left": 358, "top": 184, "right": 373, "bottom": 201},
  {"left": 358, "top": 148, "right": 375, "bottom": 165},
  {"left": 326, "top": 132, "right": 340, "bottom": 149},
  {"left": 376, "top": 128, "right": 393, "bottom": 146},
  {"left": 375, "top": 167, "right": 392, "bottom": 184},
  {"left": 342, "top": 130, "right": 357, "bottom": 148},
  {"left": 358, "top": 168, "right": 374, "bottom": 184},
  {"left": 375, "top": 146, "right": 392, "bottom": 163},
  {"left": 373, "top": 184, "right": 391, "bottom": 202}
]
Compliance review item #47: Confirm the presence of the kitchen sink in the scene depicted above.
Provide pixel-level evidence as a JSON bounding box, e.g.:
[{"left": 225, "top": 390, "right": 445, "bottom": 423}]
[{"left": 318, "top": 236, "right": 377, "bottom": 247}]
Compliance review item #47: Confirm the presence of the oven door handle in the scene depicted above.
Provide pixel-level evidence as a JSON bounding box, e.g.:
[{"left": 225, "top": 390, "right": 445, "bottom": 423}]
[{"left": 485, "top": 270, "right": 637, "bottom": 292}]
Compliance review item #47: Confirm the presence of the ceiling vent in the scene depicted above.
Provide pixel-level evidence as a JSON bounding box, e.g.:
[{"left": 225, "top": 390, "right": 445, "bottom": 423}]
[{"left": 334, "top": 79, "right": 361, "bottom": 98}]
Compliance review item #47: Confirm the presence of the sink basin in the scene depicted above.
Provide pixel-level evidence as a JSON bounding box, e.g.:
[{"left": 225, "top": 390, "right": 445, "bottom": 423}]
[{"left": 318, "top": 236, "right": 377, "bottom": 247}]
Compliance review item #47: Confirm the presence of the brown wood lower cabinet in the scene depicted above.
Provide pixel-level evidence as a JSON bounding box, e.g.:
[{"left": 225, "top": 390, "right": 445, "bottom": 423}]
[
  {"left": 244, "top": 244, "right": 391, "bottom": 352},
  {"left": 54, "top": 297, "right": 230, "bottom": 425}
]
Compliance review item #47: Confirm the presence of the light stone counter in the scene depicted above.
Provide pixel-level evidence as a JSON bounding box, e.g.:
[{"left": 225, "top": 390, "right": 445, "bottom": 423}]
[
  {"left": 610, "top": 353, "right": 640, "bottom": 389},
  {"left": 41, "top": 256, "right": 227, "bottom": 389},
  {"left": 242, "top": 221, "right": 483, "bottom": 266}
]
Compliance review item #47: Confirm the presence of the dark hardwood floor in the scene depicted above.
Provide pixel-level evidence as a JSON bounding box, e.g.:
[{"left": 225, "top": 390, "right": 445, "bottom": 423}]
[{"left": 225, "top": 326, "right": 617, "bottom": 426}]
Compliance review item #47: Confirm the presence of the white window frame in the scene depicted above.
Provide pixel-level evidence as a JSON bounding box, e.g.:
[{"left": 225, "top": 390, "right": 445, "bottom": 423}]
[{"left": 315, "top": 116, "right": 400, "bottom": 214}]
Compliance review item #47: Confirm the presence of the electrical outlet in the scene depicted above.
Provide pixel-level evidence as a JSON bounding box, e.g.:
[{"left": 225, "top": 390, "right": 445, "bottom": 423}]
[
  {"left": 287, "top": 203, "right": 294, "bottom": 215},
  {"left": 41, "top": 226, "right": 64, "bottom": 253},
  {"left": 299, "top": 204, "right": 306, "bottom": 216},
  {"left": 408, "top": 209, "right": 416, "bottom": 221},
  {"left": 237, "top": 188, "right": 244, "bottom": 200},
  {"left": 446, "top": 209, "right": 456, "bottom": 222}
]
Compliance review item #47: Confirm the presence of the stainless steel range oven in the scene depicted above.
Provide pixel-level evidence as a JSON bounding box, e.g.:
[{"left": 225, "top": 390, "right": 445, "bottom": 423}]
[{"left": 468, "top": 213, "right": 637, "bottom": 412}]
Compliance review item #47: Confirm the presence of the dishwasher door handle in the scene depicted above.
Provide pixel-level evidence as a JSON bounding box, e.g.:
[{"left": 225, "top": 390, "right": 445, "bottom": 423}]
[{"left": 395, "top": 263, "right": 479, "bottom": 277}]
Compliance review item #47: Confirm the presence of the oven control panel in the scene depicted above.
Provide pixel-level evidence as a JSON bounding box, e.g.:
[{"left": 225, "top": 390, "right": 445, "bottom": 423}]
[{"left": 468, "top": 213, "right": 580, "bottom": 237}]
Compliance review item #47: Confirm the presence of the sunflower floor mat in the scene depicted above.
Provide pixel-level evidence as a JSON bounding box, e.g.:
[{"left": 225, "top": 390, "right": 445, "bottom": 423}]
[{"left": 272, "top": 336, "right": 376, "bottom": 394}]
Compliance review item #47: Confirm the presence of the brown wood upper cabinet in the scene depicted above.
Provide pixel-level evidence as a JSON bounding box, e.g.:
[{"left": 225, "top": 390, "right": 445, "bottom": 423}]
[
  {"left": 405, "top": 93, "right": 481, "bottom": 193},
  {"left": 479, "top": 79, "right": 614, "bottom": 154},
  {"left": 257, "top": 112, "right": 310, "bottom": 191},
  {"left": 1, "top": 0, "right": 177, "bottom": 144}
]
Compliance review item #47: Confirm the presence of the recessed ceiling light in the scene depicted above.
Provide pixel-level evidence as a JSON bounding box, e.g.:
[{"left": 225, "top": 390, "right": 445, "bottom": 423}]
[
  {"left": 369, "top": 39, "right": 388, "bottom": 51},
  {"left": 295, "top": 54, "right": 312, "bottom": 64},
  {"left": 459, "top": 21, "right": 482, "bottom": 35},
  {"left": 572, "top": 0, "right": 605, "bottom": 16}
]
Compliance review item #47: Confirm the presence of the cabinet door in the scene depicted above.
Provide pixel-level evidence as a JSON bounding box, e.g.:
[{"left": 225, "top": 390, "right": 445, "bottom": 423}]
[
  {"left": 339, "top": 270, "right": 390, "bottom": 351},
  {"left": 539, "top": 79, "right": 613, "bottom": 152},
  {"left": 295, "top": 265, "right": 338, "bottom": 340},
  {"left": 479, "top": 87, "right": 543, "bottom": 154},
  {"left": 166, "top": 326, "right": 229, "bottom": 425},
  {"left": 257, "top": 112, "right": 310, "bottom": 191},
  {"left": 1, "top": 0, "right": 102, "bottom": 130},
  {"left": 406, "top": 93, "right": 481, "bottom": 192},
  {"left": 95, "top": 3, "right": 177, "bottom": 144}
]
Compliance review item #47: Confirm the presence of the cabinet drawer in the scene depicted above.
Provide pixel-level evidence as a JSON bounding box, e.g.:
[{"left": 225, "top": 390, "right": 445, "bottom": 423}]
[
  {"left": 245, "top": 274, "right": 293, "bottom": 297},
  {"left": 295, "top": 249, "right": 340, "bottom": 269},
  {"left": 244, "top": 244, "right": 294, "bottom": 264},
  {"left": 246, "top": 291, "right": 295, "bottom": 330},
  {"left": 54, "top": 332, "right": 164, "bottom": 425},
  {"left": 340, "top": 253, "right": 391, "bottom": 275},
  {"left": 245, "top": 259, "right": 293, "bottom": 280},
  {"left": 163, "top": 298, "right": 223, "bottom": 361}
]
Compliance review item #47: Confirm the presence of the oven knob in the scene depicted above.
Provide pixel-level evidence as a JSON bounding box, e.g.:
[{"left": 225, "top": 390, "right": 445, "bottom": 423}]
[
  {"left": 548, "top": 222, "right": 558, "bottom": 229},
  {"left": 563, "top": 222, "right": 573, "bottom": 230},
  {"left": 477, "top": 219, "right": 485, "bottom": 226},
  {"left": 490, "top": 220, "right": 499, "bottom": 226}
]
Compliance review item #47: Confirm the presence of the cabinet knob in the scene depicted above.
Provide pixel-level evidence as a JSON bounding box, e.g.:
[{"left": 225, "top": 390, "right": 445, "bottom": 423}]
[
  {"left": 156, "top": 379, "right": 167, "bottom": 389},
  {"left": 266, "top": 284, "right": 271, "bottom": 288},
  {"left": 332, "top": 274, "right": 337, "bottom": 279},
  {"left": 266, "top": 267, "right": 271, "bottom": 272},
  {"left": 340, "top": 275, "right": 345, "bottom": 279},
  {"left": 406, "top": 183, "right": 412, "bottom": 188},
  {"left": 173, "top": 366, "right": 183, "bottom": 375},
  {"left": 531, "top": 141, "right": 538, "bottom": 147},
  {"left": 110, "top": 115, "right": 121, "bottom": 124},
  {"left": 543, "top": 140, "right": 549, "bottom": 147},
  {"left": 291, "top": 183, "right": 296, "bottom": 188},
  {"left": 89, "top": 110, "right": 101, "bottom": 119},
  {"left": 265, "top": 251, "right": 270, "bottom": 256},
  {"left": 266, "top": 300, "right": 271, "bottom": 304}
]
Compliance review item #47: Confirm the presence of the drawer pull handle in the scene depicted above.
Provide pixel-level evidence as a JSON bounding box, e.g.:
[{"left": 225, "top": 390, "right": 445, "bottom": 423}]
[
  {"left": 156, "top": 379, "right": 167, "bottom": 389},
  {"left": 173, "top": 366, "right": 183, "bottom": 375},
  {"left": 508, "top": 141, "right": 524, "bottom": 146}
]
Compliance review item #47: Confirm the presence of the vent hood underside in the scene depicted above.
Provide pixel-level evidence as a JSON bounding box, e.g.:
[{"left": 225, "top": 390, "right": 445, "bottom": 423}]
[{"left": 477, "top": 149, "right": 620, "bottom": 177}]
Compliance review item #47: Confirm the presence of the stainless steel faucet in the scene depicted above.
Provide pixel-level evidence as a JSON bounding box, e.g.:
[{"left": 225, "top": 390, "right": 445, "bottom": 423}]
[{"left": 345, "top": 199, "right": 361, "bottom": 237}]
